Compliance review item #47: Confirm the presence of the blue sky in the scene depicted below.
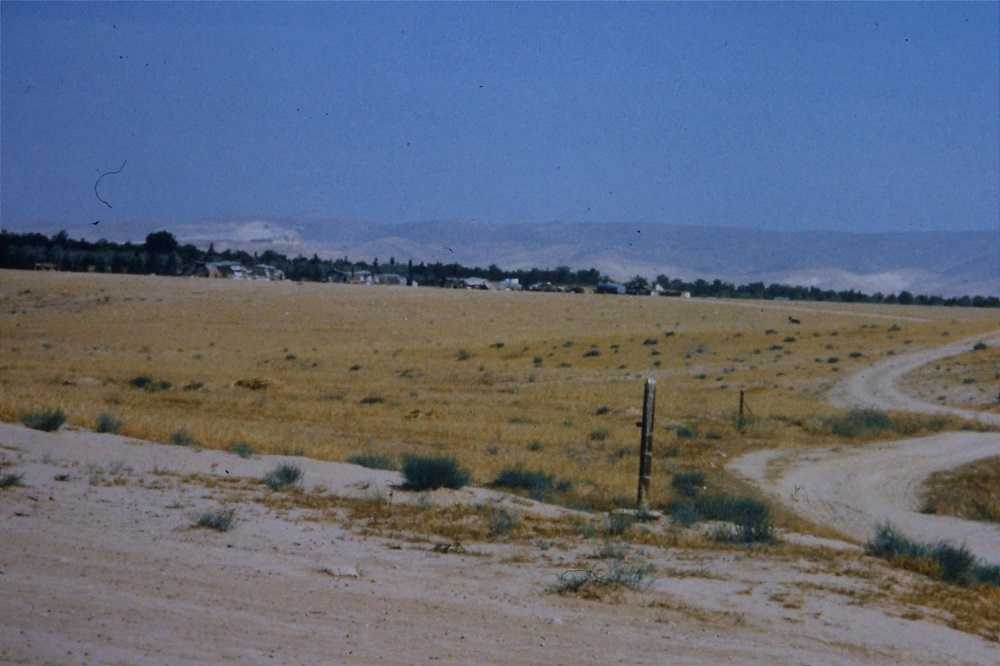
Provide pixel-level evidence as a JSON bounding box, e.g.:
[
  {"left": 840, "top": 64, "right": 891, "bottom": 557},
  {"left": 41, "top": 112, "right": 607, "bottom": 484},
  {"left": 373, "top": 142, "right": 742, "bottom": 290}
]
[{"left": 2, "top": 1, "right": 997, "bottom": 237}]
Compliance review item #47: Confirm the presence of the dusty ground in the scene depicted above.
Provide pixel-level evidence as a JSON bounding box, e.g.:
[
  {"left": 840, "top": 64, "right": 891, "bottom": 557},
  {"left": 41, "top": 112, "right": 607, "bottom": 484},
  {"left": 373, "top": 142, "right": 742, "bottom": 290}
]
[
  {"left": 3, "top": 385, "right": 1000, "bottom": 663},
  {"left": 735, "top": 332, "right": 1000, "bottom": 562},
  {"left": 2, "top": 280, "right": 999, "bottom": 664}
]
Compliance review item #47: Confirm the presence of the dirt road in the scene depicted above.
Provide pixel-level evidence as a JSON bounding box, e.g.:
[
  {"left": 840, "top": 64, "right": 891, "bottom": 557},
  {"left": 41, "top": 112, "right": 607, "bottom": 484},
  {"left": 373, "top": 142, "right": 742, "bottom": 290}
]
[{"left": 734, "top": 332, "right": 1000, "bottom": 563}]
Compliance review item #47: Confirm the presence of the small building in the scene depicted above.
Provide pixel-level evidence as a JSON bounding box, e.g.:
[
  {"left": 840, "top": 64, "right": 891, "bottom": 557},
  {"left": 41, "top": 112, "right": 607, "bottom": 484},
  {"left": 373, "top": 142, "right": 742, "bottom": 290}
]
[
  {"left": 249, "top": 264, "right": 284, "bottom": 280},
  {"left": 347, "top": 270, "right": 373, "bottom": 285},
  {"left": 326, "top": 270, "right": 373, "bottom": 284},
  {"left": 499, "top": 278, "right": 522, "bottom": 291},
  {"left": 374, "top": 273, "right": 407, "bottom": 286},
  {"left": 443, "top": 277, "right": 489, "bottom": 289},
  {"left": 190, "top": 261, "right": 247, "bottom": 279},
  {"left": 527, "top": 282, "right": 565, "bottom": 292}
]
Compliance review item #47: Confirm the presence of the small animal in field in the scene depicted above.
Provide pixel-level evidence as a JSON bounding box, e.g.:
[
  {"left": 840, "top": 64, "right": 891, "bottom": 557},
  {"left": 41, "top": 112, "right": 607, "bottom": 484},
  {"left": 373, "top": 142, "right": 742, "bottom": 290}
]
[{"left": 788, "top": 316, "right": 801, "bottom": 324}]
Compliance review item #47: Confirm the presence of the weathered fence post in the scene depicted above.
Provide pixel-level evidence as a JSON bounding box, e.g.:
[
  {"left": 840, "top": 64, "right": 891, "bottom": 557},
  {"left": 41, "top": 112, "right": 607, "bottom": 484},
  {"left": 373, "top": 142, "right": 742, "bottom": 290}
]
[{"left": 636, "top": 378, "right": 656, "bottom": 507}]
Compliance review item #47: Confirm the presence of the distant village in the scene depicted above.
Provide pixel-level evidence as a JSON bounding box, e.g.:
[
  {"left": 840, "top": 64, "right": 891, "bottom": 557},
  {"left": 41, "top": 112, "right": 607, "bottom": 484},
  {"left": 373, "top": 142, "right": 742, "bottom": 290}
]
[
  {"left": 3, "top": 230, "right": 996, "bottom": 307},
  {"left": 185, "top": 259, "right": 691, "bottom": 297}
]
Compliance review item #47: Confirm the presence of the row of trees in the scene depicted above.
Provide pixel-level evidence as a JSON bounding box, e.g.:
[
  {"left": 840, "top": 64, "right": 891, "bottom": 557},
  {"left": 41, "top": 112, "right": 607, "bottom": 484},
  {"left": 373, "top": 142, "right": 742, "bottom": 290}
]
[{"left": 1, "top": 229, "right": 996, "bottom": 308}]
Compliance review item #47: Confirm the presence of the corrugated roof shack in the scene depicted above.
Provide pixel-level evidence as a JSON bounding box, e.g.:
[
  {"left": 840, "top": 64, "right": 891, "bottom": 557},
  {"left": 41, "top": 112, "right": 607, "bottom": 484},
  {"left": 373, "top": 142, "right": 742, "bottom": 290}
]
[
  {"left": 189, "top": 261, "right": 248, "bottom": 279},
  {"left": 249, "top": 264, "right": 285, "bottom": 280},
  {"left": 374, "top": 273, "right": 409, "bottom": 286},
  {"left": 443, "top": 277, "right": 490, "bottom": 290}
]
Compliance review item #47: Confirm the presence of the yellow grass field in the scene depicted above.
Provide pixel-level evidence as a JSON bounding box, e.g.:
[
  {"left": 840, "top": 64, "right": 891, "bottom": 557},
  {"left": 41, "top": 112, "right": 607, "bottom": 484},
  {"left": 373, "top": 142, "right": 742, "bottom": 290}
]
[{"left": 2, "top": 269, "right": 997, "bottom": 512}]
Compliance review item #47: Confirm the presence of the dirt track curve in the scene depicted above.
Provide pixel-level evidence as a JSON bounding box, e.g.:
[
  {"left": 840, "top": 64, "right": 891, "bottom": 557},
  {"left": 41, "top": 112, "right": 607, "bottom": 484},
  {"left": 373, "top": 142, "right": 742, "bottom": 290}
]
[{"left": 733, "top": 332, "right": 1000, "bottom": 564}]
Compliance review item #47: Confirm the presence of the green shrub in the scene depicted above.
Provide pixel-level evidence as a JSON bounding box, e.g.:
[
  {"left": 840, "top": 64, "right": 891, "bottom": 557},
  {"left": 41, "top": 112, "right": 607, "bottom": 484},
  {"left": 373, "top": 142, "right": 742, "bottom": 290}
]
[
  {"left": 582, "top": 349, "right": 601, "bottom": 358},
  {"left": 866, "top": 523, "right": 927, "bottom": 560},
  {"left": 227, "top": 442, "right": 255, "bottom": 458},
  {"left": 589, "top": 428, "right": 609, "bottom": 441},
  {"left": 974, "top": 563, "right": 1000, "bottom": 587},
  {"left": 668, "top": 493, "right": 775, "bottom": 543},
  {"left": 359, "top": 395, "right": 385, "bottom": 405},
  {"left": 824, "top": 409, "right": 893, "bottom": 438},
  {"left": 129, "top": 375, "right": 171, "bottom": 392},
  {"left": 193, "top": 508, "right": 236, "bottom": 532},
  {"left": 930, "top": 542, "right": 977, "bottom": 586},
  {"left": 263, "top": 464, "right": 302, "bottom": 490},
  {"left": 483, "top": 506, "right": 520, "bottom": 536},
  {"left": 972, "top": 342, "right": 988, "bottom": 351},
  {"left": 493, "top": 465, "right": 555, "bottom": 500},
  {"left": 346, "top": 452, "right": 397, "bottom": 470},
  {"left": 666, "top": 499, "right": 699, "bottom": 526},
  {"left": 0, "top": 472, "right": 24, "bottom": 489},
  {"left": 604, "top": 512, "right": 634, "bottom": 537},
  {"left": 865, "top": 523, "right": 998, "bottom": 587},
  {"left": 21, "top": 407, "right": 67, "bottom": 432},
  {"left": 595, "top": 405, "right": 611, "bottom": 415},
  {"left": 457, "top": 349, "right": 470, "bottom": 361},
  {"left": 170, "top": 429, "right": 195, "bottom": 446},
  {"left": 95, "top": 412, "right": 123, "bottom": 434},
  {"left": 675, "top": 425, "right": 697, "bottom": 439},
  {"left": 643, "top": 338, "right": 659, "bottom": 345},
  {"left": 671, "top": 471, "right": 705, "bottom": 497},
  {"left": 401, "top": 454, "right": 470, "bottom": 490}
]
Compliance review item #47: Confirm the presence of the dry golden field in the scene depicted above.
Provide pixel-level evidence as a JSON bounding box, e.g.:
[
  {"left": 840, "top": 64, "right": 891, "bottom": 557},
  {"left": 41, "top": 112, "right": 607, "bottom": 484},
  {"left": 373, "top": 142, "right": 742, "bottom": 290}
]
[
  {"left": 902, "top": 344, "right": 1000, "bottom": 413},
  {"left": 2, "top": 269, "right": 997, "bottom": 513}
]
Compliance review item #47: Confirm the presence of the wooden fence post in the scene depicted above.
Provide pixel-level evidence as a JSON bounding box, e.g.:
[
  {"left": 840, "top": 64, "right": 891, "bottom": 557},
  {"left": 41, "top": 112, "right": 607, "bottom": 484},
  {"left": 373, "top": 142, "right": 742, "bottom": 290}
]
[{"left": 637, "top": 378, "right": 656, "bottom": 507}]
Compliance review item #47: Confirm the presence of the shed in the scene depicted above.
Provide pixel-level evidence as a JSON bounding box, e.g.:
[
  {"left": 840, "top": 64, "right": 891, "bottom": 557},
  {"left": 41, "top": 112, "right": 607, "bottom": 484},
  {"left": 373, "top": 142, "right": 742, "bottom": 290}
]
[{"left": 595, "top": 282, "right": 626, "bottom": 295}]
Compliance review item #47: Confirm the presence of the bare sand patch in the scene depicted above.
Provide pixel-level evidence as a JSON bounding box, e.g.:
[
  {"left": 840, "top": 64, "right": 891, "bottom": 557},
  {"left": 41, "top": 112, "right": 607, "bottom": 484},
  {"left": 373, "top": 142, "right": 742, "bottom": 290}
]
[{"left": 2, "top": 422, "right": 998, "bottom": 664}]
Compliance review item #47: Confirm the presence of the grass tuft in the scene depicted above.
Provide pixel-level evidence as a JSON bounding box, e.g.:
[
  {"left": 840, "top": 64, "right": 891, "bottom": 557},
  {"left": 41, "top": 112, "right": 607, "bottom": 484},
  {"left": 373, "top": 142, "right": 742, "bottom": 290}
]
[
  {"left": 129, "top": 375, "right": 171, "bottom": 392},
  {"left": 226, "top": 442, "right": 255, "bottom": 458},
  {"left": 170, "top": 429, "right": 195, "bottom": 446},
  {"left": 1, "top": 472, "right": 25, "bottom": 489},
  {"left": 95, "top": 412, "right": 123, "bottom": 434},
  {"left": 866, "top": 523, "right": 999, "bottom": 587},
  {"left": 667, "top": 493, "right": 776, "bottom": 544},
  {"left": 481, "top": 505, "right": 520, "bottom": 536},
  {"left": 21, "top": 407, "right": 67, "bottom": 432},
  {"left": 346, "top": 452, "right": 397, "bottom": 470},
  {"left": 263, "top": 464, "right": 302, "bottom": 490},
  {"left": 492, "top": 465, "right": 558, "bottom": 501},
  {"left": 671, "top": 471, "right": 705, "bottom": 497},
  {"left": 193, "top": 507, "right": 236, "bottom": 532}
]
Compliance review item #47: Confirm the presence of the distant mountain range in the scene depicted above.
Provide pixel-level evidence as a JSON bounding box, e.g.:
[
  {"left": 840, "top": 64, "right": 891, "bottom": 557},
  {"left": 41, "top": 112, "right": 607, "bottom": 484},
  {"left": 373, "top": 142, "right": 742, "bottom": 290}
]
[{"left": 11, "top": 217, "right": 999, "bottom": 297}]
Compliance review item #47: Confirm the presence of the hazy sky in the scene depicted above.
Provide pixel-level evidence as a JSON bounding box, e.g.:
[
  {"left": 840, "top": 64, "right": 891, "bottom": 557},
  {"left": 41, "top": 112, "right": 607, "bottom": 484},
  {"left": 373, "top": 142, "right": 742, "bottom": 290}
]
[{"left": 2, "top": 1, "right": 998, "bottom": 236}]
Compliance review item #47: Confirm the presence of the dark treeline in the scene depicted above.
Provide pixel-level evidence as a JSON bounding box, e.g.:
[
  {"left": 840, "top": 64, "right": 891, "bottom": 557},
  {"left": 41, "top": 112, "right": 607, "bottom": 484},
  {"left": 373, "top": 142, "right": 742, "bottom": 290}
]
[{"left": 1, "top": 229, "right": 996, "bottom": 308}]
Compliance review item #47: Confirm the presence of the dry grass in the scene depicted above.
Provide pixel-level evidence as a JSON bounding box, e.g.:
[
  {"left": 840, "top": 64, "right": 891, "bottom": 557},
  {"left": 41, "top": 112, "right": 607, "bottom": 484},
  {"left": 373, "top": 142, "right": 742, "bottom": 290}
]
[
  {"left": 921, "top": 456, "right": 1000, "bottom": 524},
  {"left": 902, "top": 344, "right": 1000, "bottom": 413},
  {"left": 2, "top": 270, "right": 998, "bottom": 521}
]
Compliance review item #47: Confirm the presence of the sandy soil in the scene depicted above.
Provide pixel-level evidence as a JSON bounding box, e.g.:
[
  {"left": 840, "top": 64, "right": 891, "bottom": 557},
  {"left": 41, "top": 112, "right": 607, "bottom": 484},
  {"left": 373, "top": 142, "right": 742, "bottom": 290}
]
[
  {"left": 3, "top": 421, "right": 998, "bottom": 665},
  {"left": 4, "top": 332, "right": 1000, "bottom": 664},
  {"left": 734, "top": 333, "right": 1000, "bottom": 564}
]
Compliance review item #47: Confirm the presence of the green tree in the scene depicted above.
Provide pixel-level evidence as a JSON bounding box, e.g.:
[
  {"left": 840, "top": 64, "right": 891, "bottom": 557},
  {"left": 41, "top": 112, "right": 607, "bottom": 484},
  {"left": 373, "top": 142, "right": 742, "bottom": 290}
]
[{"left": 145, "top": 230, "right": 179, "bottom": 254}]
